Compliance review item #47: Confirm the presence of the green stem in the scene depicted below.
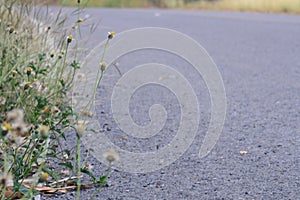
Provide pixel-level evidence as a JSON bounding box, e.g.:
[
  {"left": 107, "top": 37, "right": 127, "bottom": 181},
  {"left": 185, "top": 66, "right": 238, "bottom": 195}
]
[{"left": 76, "top": 137, "right": 81, "bottom": 200}]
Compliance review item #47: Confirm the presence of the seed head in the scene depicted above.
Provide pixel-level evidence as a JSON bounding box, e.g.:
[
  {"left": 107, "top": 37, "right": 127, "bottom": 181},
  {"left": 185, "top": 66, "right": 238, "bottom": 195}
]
[
  {"left": 50, "top": 51, "right": 55, "bottom": 58},
  {"left": 39, "top": 172, "right": 49, "bottom": 182},
  {"left": 39, "top": 125, "right": 50, "bottom": 139},
  {"left": 103, "top": 149, "right": 120, "bottom": 163},
  {"left": 100, "top": 62, "right": 107, "bottom": 71},
  {"left": 108, "top": 31, "right": 115, "bottom": 39},
  {"left": 26, "top": 67, "right": 32, "bottom": 76},
  {"left": 0, "top": 173, "right": 13, "bottom": 187},
  {"left": 67, "top": 34, "right": 73, "bottom": 43},
  {"left": 75, "top": 124, "right": 85, "bottom": 138},
  {"left": 8, "top": 26, "right": 15, "bottom": 34}
]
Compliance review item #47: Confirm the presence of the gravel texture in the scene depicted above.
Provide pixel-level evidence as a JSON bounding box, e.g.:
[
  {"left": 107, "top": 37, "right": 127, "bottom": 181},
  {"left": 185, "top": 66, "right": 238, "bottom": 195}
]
[{"left": 44, "top": 8, "right": 300, "bottom": 200}]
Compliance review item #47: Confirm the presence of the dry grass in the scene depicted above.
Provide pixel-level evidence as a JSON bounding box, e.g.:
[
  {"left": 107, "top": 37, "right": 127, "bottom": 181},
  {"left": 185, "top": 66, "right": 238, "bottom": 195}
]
[
  {"left": 59, "top": 0, "right": 148, "bottom": 7},
  {"left": 59, "top": 0, "right": 300, "bottom": 14},
  {"left": 59, "top": 0, "right": 184, "bottom": 8},
  {"left": 184, "top": 0, "right": 300, "bottom": 14}
]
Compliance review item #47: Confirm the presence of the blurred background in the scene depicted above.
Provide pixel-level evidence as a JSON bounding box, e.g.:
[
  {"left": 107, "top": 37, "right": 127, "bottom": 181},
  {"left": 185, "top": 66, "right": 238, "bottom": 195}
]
[{"left": 54, "top": 0, "right": 300, "bottom": 14}]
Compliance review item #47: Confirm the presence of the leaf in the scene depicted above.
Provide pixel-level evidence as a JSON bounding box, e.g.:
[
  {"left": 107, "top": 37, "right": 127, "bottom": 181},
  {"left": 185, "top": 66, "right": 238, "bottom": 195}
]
[
  {"left": 70, "top": 60, "right": 80, "bottom": 69},
  {"left": 58, "top": 162, "right": 73, "bottom": 170},
  {"left": 80, "top": 168, "right": 96, "bottom": 182},
  {"left": 97, "top": 175, "right": 108, "bottom": 185}
]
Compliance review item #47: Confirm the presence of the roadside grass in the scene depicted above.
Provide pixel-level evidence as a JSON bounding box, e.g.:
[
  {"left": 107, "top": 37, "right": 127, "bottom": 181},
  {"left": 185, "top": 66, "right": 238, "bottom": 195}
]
[
  {"left": 183, "top": 0, "right": 300, "bottom": 14},
  {"left": 59, "top": 0, "right": 148, "bottom": 7},
  {"left": 59, "top": 0, "right": 184, "bottom": 8},
  {"left": 59, "top": 0, "right": 300, "bottom": 14},
  {"left": 0, "top": 0, "right": 117, "bottom": 199}
]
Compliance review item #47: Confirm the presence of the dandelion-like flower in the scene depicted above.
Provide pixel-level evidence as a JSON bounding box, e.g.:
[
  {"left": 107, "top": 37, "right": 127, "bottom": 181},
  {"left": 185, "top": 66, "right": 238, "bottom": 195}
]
[
  {"left": 108, "top": 31, "right": 115, "bottom": 39},
  {"left": 26, "top": 67, "right": 33, "bottom": 76},
  {"left": 7, "top": 109, "right": 24, "bottom": 123},
  {"left": 103, "top": 149, "right": 120, "bottom": 163},
  {"left": 12, "top": 121, "right": 27, "bottom": 137},
  {"left": 38, "top": 125, "right": 50, "bottom": 139},
  {"left": 52, "top": 106, "right": 61, "bottom": 115},
  {"left": 50, "top": 51, "right": 55, "bottom": 58},
  {"left": 58, "top": 50, "right": 65, "bottom": 59},
  {"left": 0, "top": 173, "right": 13, "bottom": 187},
  {"left": 77, "top": 73, "right": 85, "bottom": 79},
  {"left": 67, "top": 34, "right": 73, "bottom": 43},
  {"left": 100, "top": 62, "right": 107, "bottom": 71},
  {"left": 75, "top": 123, "right": 86, "bottom": 138},
  {"left": 0, "top": 96, "right": 6, "bottom": 105},
  {"left": 8, "top": 26, "right": 15, "bottom": 34},
  {"left": 39, "top": 172, "right": 49, "bottom": 182},
  {"left": 81, "top": 110, "right": 93, "bottom": 118},
  {"left": 1, "top": 122, "right": 11, "bottom": 132},
  {"left": 1, "top": 122, "right": 11, "bottom": 136}
]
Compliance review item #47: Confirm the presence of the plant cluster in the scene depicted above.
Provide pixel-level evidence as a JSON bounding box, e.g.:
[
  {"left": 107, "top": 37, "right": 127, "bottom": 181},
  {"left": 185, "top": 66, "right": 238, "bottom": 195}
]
[{"left": 0, "top": 0, "right": 118, "bottom": 199}]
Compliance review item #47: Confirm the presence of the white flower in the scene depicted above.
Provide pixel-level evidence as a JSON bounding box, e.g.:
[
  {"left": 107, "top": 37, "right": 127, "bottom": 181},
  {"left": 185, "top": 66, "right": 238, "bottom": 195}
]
[
  {"left": 7, "top": 109, "right": 24, "bottom": 123},
  {"left": 0, "top": 173, "right": 14, "bottom": 187},
  {"left": 75, "top": 124, "right": 85, "bottom": 138},
  {"left": 103, "top": 149, "right": 120, "bottom": 163}
]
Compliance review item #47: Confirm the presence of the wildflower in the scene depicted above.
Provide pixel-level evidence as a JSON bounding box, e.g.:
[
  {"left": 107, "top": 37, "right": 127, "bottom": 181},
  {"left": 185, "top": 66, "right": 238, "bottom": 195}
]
[
  {"left": 46, "top": 26, "right": 51, "bottom": 32},
  {"left": 72, "top": 24, "right": 78, "bottom": 30},
  {"left": 43, "top": 106, "right": 50, "bottom": 114},
  {"left": 100, "top": 62, "right": 107, "bottom": 71},
  {"left": 12, "top": 70, "right": 18, "bottom": 76},
  {"left": 12, "top": 121, "right": 27, "bottom": 137},
  {"left": 58, "top": 50, "right": 65, "bottom": 59},
  {"left": 26, "top": 67, "right": 33, "bottom": 76},
  {"left": 8, "top": 75, "right": 13, "bottom": 81},
  {"left": 32, "top": 80, "right": 47, "bottom": 93},
  {"left": 7, "top": 109, "right": 24, "bottom": 123},
  {"left": 0, "top": 96, "right": 6, "bottom": 105},
  {"left": 63, "top": 154, "right": 69, "bottom": 160},
  {"left": 52, "top": 106, "right": 61, "bottom": 115},
  {"left": 38, "top": 125, "right": 50, "bottom": 139},
  {"left": 67, "top": 34, "right": 73, "bottom": 43},
  {"left": 1, "top": 122, "right": 11, "bottom": 131},
  {"left": 1, "top": 122, "right": 11, "bottom": 136},
  {"left": 0, "top": 173, "right": 13, "bottom": 187},
  {"left": 39, "top": 172, "right": 49, "bottom": 182},
  {"left": 50, "top": 51, "right": 55, "bottom": 58},
  {"left": 6, "top": 131, "right": 24, "bottom": 146},
  {"left": 84, "top": 163, "right": 93, "bottom": 170},
  {"left": 61, "top": 170, "right": 70, "bottom": 176},
  {"left": 103, "top": 149, "right": 120, "bottom": 163},
  {"left": 75, "top": 123, "right": 85, "bottom": 138},
  {"left": 77, "top": 73, "right": 85, "bottom": 79},
  {"left": 81, "top": 110, "right": 93, "bottom": 118},
  {"left": 23, "top": 82, "right": 31, "bottom": 90},
  {"left": 108, "top": 31, "right": 115, "bottom": 39},
  {"left": 8, "top": 26, "right": 15, "bottom": 34}
]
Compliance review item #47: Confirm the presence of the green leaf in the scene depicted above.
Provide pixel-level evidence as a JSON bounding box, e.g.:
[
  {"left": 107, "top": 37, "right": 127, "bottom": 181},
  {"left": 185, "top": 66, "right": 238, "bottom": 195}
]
[
  {"left": 98, "top": 175, "right": 108, "bottom": 185},
  {"left": 58, "top": 162, "right": 73, "bottom": 170},
  {"left": 70, "top": 60, "right": 80, "bottom": 69},
  {"left": 80, "top": 168, "right": 96, "bottom": 182}
]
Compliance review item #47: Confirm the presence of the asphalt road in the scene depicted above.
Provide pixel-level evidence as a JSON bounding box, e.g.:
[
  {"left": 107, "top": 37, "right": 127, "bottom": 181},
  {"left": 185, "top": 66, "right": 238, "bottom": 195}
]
[{"left": 46, "top": 8, "right": 300, "bottom": 200}]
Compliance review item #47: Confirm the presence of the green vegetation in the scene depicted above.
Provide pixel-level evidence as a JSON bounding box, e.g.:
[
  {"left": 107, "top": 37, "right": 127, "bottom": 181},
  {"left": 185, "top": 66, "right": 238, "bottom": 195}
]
[
  {"left": 59, "top": 0, "right": 300, "bottom": 14},
  {"left": 0, "top": 0, "right": 117, "bottom": 199},
  {"left": 59, "top": 0, "right": 184, "bottom": 8},
  {"left": 185, "top": 0, "right": 300, "bottom": 14}
]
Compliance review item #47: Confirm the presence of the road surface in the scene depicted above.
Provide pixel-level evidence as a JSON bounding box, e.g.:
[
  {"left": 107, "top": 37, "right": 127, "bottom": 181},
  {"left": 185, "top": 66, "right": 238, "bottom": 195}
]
[{"left": 47, "top": 8, "right": 300, "bottom": 200}]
